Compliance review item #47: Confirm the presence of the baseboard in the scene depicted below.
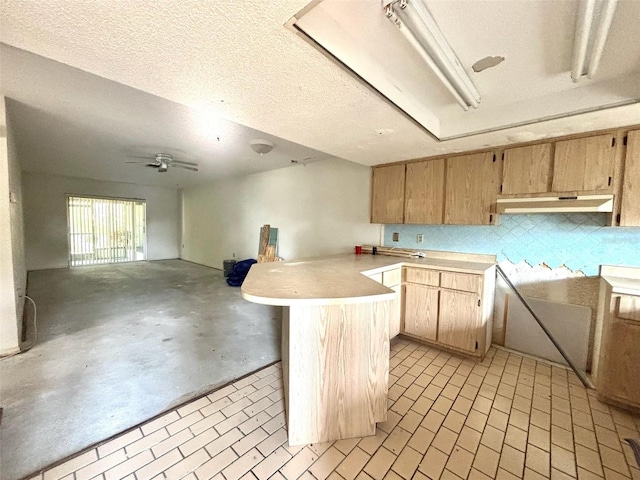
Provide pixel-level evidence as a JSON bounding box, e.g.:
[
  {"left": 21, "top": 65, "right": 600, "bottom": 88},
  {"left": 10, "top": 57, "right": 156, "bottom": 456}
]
[{"left": 0, "top": 345, "right": 20, "bottom": 358}]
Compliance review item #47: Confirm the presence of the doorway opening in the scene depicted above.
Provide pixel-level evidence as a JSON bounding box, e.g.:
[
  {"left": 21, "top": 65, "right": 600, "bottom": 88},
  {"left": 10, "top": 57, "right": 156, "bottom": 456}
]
[{"left": 66, "top": 195, "right": 146, "bottom": 266}]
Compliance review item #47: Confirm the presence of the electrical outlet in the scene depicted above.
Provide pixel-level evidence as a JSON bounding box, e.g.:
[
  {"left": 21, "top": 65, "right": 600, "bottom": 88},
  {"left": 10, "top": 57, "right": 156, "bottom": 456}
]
[
  {"left": 417, "top": 234, "right": 424, "bottom": 243},
  {"left": 392, "top": 232, "right": 399, "bottom": 242}
]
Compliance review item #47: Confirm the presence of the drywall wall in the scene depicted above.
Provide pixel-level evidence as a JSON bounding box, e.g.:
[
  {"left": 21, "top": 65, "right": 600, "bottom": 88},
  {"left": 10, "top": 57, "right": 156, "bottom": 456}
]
[
  {"left": 181, "top": 157, "right": 381, "bottom": 269},
  {"left": 23, "top": 172, "right": 180, "bottom": 270},
  {"left": 0, "top": 97, "right": 25, "bottom": 356}
]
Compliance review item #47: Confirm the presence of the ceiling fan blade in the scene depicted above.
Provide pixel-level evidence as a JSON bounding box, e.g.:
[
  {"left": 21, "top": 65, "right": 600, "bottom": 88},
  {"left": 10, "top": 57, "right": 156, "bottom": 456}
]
[
  {"left": 145, "top": 164, "right": 160, "bottom": 168},
  {"left": 171, "top": 159, "right": 199, "bottom": 166},
  {"left": 127, "top": 155, "right": 156, "bottom": 160},
  {"left": 172, "top": 164, "right": 199, "bottom": 171},
  {"left": 124, "top": 160, "right": 149, "bottom": 164}
]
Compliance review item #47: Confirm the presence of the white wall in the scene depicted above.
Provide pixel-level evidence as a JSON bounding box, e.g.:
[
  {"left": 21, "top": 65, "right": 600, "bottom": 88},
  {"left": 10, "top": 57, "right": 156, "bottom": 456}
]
[
  {"left": 182, "top": 157, "right": 382, "bottom": 269},
  {"left": 0, "top": 97, "right": 26, "bottom": 355},
  {"left": 23, "top": 173, "right": 181, "bottom": 270}
]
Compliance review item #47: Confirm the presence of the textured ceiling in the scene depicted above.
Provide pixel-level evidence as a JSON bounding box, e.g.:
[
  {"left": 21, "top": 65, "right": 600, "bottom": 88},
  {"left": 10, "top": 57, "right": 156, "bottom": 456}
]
[{"left": 1, "top": 0, "right": 640, "bottom": 179}]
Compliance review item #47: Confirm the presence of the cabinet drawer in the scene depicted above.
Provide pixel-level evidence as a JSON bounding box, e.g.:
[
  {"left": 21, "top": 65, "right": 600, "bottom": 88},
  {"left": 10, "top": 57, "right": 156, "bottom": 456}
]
[
  {"left": 382, "top": 269, "right": 401, "bottom": 287},
  {"left": 405, "top": 268, "right": 440, "bottom": 286},
  {"left": 440, "top": 272, "right": 480, "bottom": 292}
]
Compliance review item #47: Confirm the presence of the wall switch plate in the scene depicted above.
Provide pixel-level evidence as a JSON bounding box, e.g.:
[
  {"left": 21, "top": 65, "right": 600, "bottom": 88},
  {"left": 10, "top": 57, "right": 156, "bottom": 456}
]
[
  {"left": 417, "top": 234, "right": 424, "bottom": 243},
  {"left": 392, "top": 232, "right": 399, "bottom": 242}
]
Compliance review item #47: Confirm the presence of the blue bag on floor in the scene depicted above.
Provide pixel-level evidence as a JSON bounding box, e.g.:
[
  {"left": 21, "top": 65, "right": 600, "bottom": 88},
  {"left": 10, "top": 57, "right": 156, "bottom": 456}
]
[{"left": 226, "top": 259, "right": 257, "bottom": 287}]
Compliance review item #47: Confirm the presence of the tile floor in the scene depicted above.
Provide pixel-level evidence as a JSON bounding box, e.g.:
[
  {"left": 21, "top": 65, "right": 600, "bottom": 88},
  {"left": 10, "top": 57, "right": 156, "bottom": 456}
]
[{"left": 29, "top": 339, "right": 640, "bottom": 480}]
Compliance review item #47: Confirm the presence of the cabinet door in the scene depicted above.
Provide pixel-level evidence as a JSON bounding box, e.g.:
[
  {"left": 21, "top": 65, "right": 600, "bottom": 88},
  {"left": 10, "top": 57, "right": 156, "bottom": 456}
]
[
  {"left": 371, "top": 164, "right": 405, "bottom": 224},
  {"left": 502, "top": 144, "right": 552, "bottom": 194},
  {"left": 599, "top": 316, "right": 640, "bottom": 406},
  {"left": 552, "top": 135, "right": 616, "bottom": 192},
  {"left": 404, "top": 159, "right": 445, "bottom": 224},
  {"left": 403, "top": 284, "right": 438, "bottom": 341},
  {"left": 438, "top": 290, "right": 479, "bottom": 353},
  {"left": 390, "top": 285, "right": 402, "bottom": 339},
  {"left": 445, "top": 152, "right": 499, "bottom": 225},
  {"left": 620, "top": 130, "right": 640, "bottom": 226}
]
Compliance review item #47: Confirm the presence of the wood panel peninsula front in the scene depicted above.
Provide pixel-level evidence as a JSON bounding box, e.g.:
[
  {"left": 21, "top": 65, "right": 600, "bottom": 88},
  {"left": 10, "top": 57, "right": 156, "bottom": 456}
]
[{"left": 241, "top": 252, "right": 496, "bottom": 446}]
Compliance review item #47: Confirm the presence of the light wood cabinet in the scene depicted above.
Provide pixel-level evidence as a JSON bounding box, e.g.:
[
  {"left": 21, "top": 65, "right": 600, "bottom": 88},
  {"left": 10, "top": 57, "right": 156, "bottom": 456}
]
[
  {"left": 371, "top": 164, "right": 405, "bottom": 224},
  {"left": 596, "top": 288, "right": 640, "bottom": 410},
  {"left": 403, "top": 284, "right": 438, "bottom": 340},
  {"left": 438, "top": 290, "right": 480, "bottom": 352},
  {"left": 552, "top": 134, "right": 616, "bottom": 192},
  {"left": 620, "top": 130, "right": 640, "bottom": 226},
  {"left": 404, "top": 159, "right": 445, "bottom": 224},
  {"left": 445, "top": 152, "right": 499, "bottom": 225},
  {"left": 502, "top": 144, "right": 552, "bottom": 194},
  {"left": 368, "top": 268, "right": 402, "bottom": 339},
  {"left": 401, "top": 266, "right": 495, "bottom": 358}
]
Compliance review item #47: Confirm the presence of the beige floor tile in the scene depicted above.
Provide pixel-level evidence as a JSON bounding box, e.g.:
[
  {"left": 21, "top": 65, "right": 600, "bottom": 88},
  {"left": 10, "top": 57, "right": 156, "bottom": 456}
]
[
  {"left": 469, "top": 467, "right": 494, "bottom": 480},
  {"left": 231, "top": 428, "right": 269, "bottom": 457},
  {"left": 526, "top": 444, "right": 551, "bottom": 477},
  {"left": 500, "top": 444, "right": 525, "bottom": 477},
  {"left": 75, "top": 450, "right": 127, "bottom": 480},
  {"left": 473, "top": 444, "right": 501, "bottom": 478},
  {"left": 152, "top": 428, "right": 193, "bottom": 458},
  {"left": 591, "top": 411, "right": 616, "bottom": 432},
  {"left": 452, "top": 396, "right": 474, "bottom": 416},
  {"left": 531, "top": 409, "right": 552, "bottom": 431},
  {"left": 466, "top": 410, "right": 489, "bottom": 433},
  {"left": 603, "top": 468, "right": 632, "bottom": 480},
  {"left": 358, "top": 429, "right": 388, "bottom": 456},
  {"left": 481, "top": 425, "right": 506, "bottom": 453},
  {"left": 280, "top": 447, "right": 319, "bottom": 480},
  {"left": 104, "top": 451, "right": 154, "bottom": 480},
  {"left": 378, "top": 411, "right": 402, "bottom": 434},
  {"left": 457, "top": 425, "right": 482, "bottom": 454},
  {"left": 419, "top": 446, "right": 449, "bottom": 480},
  {"left": 256, "top": 428, "right": 288, "bottom": 457},
  {"left": 575, "top": 444, "right": 604, "bottom": 477},
  {"left": 577, "top": 467, "right": 605, "bottom": 480},
  {"left": 573, "top": 426, "right": 597, "bottom": 451},
  {"left": 399, "top": 411, "right": 423, "bottom": 434},
  {"left": 551, "top": 444, "right": 577, "bottom": 478},
  {"left": 497, "top": 467, "right": 521, "bottom": 480},
  {"left": 412, "top": 397, "right": 435, "bottom": 416},
  {"left": 433, "top": 396, "right": 455, "bottom": 416},
  {"left": 382, "top": 427, "right": 412, "bottom": 455},
  {"left": 443, "top": 410, "right": 467, "bottom": 434},
  {"left": 135, "top": 449, "right": 183, "bottom": 480},
  {"left": 141, "top": 412, "right": 181, "bottom": 436},
  {"left": 488, "top": 409, "right": 510, "bottom": 432},
  {"left": 363, "top": 447, "right": 396, "bottom": 480},
  {"left": 308, "top": 447, "right": 345, "bottom": 480},
  {"left": 194, "top": 447, "right": 239, "bottom": 479},
  {"left": 336, "top": 447, "right": 370, "bottom": 480},
  {"left": 551, "top": 425, "right": 574, "bottom": 452},
  {"left": 392, "top": 396, "right": 414, "bottom": 416},
  {"left": 529, "top": 425, "right": 551, "bottom": 452},
  {"left": 510, "top": 410, "right": 531, "bottom": 432},
  {"left": 446, "top": 445, "right": 475, "bottom": 479},
  {"left": 599, "top": 445, "right": 630, "bottom": 477},
  {"left": 97, "top": 429, "right": 143, "bottom": 458},
  {"left": 391, "top": 446, "right": 422, "bottom": 479},
  {"left": 407, "top": 426, "right": 435, "bottom": 455},
  {"left": 505, "top": 425, "right": 528, "bottom": 452},
  {"left": 432, "top": 426, "right": 459, "bottom": 455},
  {"left": 423, "top": 410, "right": 447, "bottom": 433},
  {"left": 206, "top": 429, "right": 244, "bottom": 458},
  {"left": 180, "top": 427, "right": 221, "bottom": 457},
  {"left": 126, "top": 428, "right": 169, "bottom": 456},
  {"left": 474, "top": 396, "right": 494, "bottom": 415}
]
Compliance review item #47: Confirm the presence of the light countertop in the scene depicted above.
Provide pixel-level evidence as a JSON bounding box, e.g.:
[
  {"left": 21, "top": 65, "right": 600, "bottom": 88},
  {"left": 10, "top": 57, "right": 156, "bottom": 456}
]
[
  {"left": 241, "top": 253, "right": 495, "bottom": 306},
  {"left": 600, "top": 265, "right": 640, "bottom": 296}
]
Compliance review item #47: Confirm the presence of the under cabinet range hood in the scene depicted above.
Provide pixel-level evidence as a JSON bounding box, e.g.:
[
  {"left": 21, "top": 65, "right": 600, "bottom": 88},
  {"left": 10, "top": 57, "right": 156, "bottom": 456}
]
[{"left": 496, "top": 195, "right": 614, "bottom": 214}]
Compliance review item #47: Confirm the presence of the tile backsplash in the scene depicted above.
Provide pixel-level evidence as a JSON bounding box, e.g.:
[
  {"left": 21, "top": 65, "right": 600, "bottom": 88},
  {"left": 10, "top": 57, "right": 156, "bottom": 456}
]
[{"left": 383, "top": 213, "right": 640, "bottom": 276}]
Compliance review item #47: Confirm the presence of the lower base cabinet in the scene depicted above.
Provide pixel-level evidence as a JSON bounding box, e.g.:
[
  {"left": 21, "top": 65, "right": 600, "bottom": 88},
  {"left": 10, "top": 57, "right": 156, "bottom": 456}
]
[
  {"left": 403, "top": 284, "right": 438, "bottom": 341},
  {"left": 401, "top": 266, "right": 495, "bottom": 358}
]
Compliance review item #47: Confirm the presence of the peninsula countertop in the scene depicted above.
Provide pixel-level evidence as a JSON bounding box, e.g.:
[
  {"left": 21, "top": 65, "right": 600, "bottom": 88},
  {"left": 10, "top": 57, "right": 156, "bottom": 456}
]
[{"left": 241, "top": 253, "right": 496, "bottom": 306}]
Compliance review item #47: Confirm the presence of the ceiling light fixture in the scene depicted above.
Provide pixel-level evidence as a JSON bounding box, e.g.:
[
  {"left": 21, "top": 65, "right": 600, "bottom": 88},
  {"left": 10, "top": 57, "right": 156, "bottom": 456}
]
[
  {"left": 249, "top": 139, "right": 275, "bottom": 155},
  {"left": 383, "top": 0, "right": 481, "bottom": 111},
  {"left": 571, "top": 0, "right": 619, "bottom": 82}
]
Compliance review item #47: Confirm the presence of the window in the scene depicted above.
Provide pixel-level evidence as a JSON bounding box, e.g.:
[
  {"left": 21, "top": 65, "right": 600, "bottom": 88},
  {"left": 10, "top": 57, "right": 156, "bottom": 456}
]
[{"left": 66, "top": 196, "right": 146, "bottom": 266}]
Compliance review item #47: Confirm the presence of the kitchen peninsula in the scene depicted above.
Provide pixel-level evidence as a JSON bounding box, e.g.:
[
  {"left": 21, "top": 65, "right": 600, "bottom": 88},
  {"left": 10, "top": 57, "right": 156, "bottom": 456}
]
[{"left": 241, "top": 251, "right": 496, "bottom": 445}]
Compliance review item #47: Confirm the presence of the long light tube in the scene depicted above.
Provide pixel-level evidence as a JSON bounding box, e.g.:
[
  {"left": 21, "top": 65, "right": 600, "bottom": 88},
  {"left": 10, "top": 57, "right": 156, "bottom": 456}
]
[
  {"left": 385, "top": 0, "right": 480, "bottom": 110},
  {"left": 587, "top": 0, "right": 618, "bottom": 79},
  {"left": 571, "top": 0, "right": 619, "bottom": 83}
]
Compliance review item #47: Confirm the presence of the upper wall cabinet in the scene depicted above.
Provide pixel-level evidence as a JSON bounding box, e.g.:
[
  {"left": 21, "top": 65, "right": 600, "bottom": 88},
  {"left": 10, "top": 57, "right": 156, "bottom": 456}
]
[
  {"left": 371, "top": 164, "right": 406, "bottom": 224},
  {"left": 552, "top": 135, "right": 616, "bottom": 192},
  {"left": 620, "top": 130, "right": 640, "bottom": 226},
  {"left": 502, "top": 144, "right": 552, "bottom": 194},
  {"left": 404, "top": 159, "right": 445, "bottom": 224},
  {"left": 445, "top": 152, "right": 499, "bottom": 225}
]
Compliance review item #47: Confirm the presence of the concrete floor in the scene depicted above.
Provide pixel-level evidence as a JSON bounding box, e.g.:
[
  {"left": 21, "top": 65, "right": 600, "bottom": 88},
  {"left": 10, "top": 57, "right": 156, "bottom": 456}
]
[{"left": 0, "top": 260, "right": 281, "bottom": 480}]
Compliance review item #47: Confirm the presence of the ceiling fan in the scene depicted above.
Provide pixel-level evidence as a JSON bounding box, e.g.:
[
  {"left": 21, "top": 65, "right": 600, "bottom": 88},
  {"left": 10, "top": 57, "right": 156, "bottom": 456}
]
[{"left": 125, "top": 153, "right": 199, "bottom": 172}]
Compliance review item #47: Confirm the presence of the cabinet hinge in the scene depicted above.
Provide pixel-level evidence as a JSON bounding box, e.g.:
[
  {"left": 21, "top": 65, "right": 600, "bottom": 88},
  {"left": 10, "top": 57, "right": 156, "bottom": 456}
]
[
  {"left": 608, "top": 176, "right": 612, "bottom": 187},
  {"left": 500, "top": 184, "right": 503, "bottom": 193},
  {"left": 477, "top": 299, "right": 481, "bottom": 307},
  {"left": 616, "top": 213, "right": 621, "bottom": 224},
  {"left": 624, "top": 135, "right": 628, "bottom": 146},
  {"left": 475, "top": 341, "right": 479, "bottom": 350},
  {"left": 501, "top": 153, "right": 505, "bottom": 161},
  {"left": 612, "top": 137, "right": 616, "bottom": 147},
  {"left": 492, "top": 154, "right": 496, "bottom": 162},
  {"left": 489, "top": 214, "right": 493, "bottom": 224}
]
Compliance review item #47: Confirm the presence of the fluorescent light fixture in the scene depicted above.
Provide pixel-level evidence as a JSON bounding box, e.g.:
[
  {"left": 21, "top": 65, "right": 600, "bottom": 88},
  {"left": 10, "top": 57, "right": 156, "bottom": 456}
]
[
  {"left": 384, "top": 0, "right": 481, "bottom": 111},
  {"left": 571, "top": 0, "right": 619, "bottom": 83}
]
